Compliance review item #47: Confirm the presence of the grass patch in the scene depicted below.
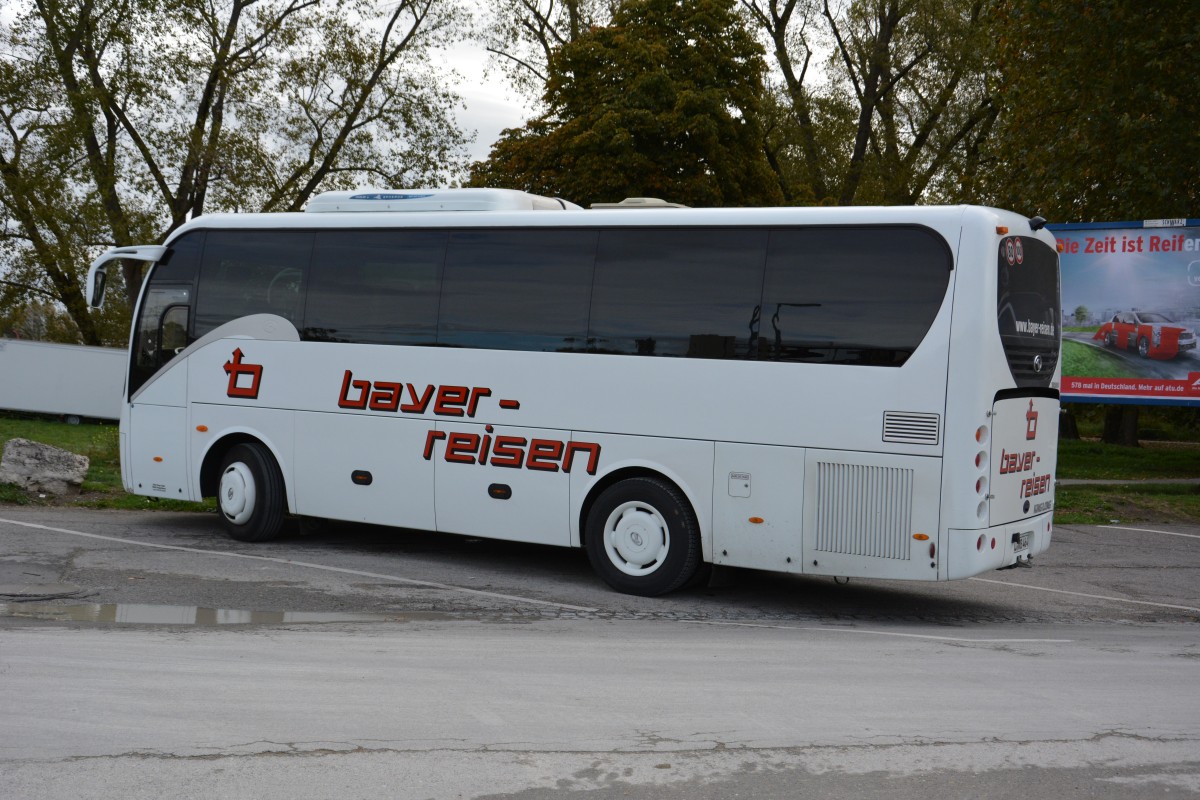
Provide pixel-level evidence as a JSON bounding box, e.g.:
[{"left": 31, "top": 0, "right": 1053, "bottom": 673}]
[
  {"left": 0, "top": 482, "right": 32, "bottom": 505},
  {"left": 1057, "top": 438, "right": 1200, "bottom": 480},
  {"left": 1054, "top": 483, "right": 1200, "bottom": 525},
  {"left": 1061, "top": 339, "right": 1131, "bottom": 379},
  {"left": 0, "top": 411, "right": 121, "bottom": 495},
  {"left": 0, "top": 411, "right": 211, "bottom": 512},
  {"left": 1065, "top": 404, "right": 1200, "bottom": 442}
]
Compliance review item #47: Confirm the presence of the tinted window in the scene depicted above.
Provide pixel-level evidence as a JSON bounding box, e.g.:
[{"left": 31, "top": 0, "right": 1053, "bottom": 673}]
[
  {"left": 156, "top": 231, "right": 204, "bottom": 286},
  {"left": 589, "top": 229, "right": 767, "bottom": 358},
  {"left": 997, "top": 235, "right": 1059, "bottom": 387},
  {"left": 304, "top": 230, "right": 445, "bottom": 345},
  {"left": 195, "top": 231, "right": 312, "bottom": 337},
  {"left": 128, "top": 232, "right": 204, "bottom": 396},
  {"left": 130, "top": 286, "right": 190, "bottom": 396},
  {"left": 438, "top": 229, "right": 595, "bottom": 352},
  {"left": 762, "top": 227, "right": 951, "bottom": 366}
]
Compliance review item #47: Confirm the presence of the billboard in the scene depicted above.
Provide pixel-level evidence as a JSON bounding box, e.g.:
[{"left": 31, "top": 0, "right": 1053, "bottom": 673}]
[{"left": 1050, "top": 219, "right": 1200, "bottom": 406}]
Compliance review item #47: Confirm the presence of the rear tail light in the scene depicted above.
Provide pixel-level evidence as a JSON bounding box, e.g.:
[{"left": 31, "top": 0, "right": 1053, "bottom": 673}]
[{"left": 974, "top": 420, "right": 991, "bottom": 521}]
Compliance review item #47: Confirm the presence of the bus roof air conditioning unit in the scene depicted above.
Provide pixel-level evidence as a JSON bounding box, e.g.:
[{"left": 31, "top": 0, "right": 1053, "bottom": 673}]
[{"left": 304, "top": 188, "right": 581, "bottom": 213}]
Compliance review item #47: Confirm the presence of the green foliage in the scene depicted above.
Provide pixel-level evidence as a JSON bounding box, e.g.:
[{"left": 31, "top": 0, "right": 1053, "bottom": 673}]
[
  {"left": 470, "top": 0, "right": 783, "bottom": 207},
  {"left": 481, "top": 0, "right": 617, "bottom": 99},
  {"left": 985, "top": 0, "right": 1200, "bottom": 220},
  {"left": 1, "top": 0, "right": 470, "bottom": 345},
  {"left": 744, "top": 0, "right": 999, "bottom": 206}
]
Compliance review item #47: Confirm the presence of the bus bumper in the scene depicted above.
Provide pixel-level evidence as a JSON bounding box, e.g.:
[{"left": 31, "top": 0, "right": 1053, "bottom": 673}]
[{"left": 945, "top": 512, "right": 1054, "bottom": 580}]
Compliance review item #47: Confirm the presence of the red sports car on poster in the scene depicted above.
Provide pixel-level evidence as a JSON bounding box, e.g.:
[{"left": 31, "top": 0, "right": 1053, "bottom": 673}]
[{"left": 1094, "top": 311, "right": 1198, "bottom": 359}]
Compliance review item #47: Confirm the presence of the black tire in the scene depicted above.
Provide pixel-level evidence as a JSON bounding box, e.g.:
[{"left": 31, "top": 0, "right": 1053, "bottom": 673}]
[
  {"left": 584, "top": 477, "right": 702, "bottom": 596},
  {"left": 1137, "top": 336, "right": 1150, "bottom": 358},
  {"left": 1104, "top": 331, "right": 1116, "bottom": 348},
  {"left": 216, "top": 443, "right": 286, "bottom": 542}
]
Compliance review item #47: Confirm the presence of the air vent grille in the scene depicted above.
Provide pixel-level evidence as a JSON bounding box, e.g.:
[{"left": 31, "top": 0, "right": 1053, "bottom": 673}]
[
  {"left": 882, "top": 411, "right": 940, "bottom": 445},
  {"left": 814, "top": 462, "right": 913, "bottom": 560}
]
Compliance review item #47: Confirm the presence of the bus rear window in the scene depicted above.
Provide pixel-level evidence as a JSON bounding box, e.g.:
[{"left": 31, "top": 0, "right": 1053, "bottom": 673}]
[{"left": 997, "top": 236, "right": 1060, "bottom": 388}]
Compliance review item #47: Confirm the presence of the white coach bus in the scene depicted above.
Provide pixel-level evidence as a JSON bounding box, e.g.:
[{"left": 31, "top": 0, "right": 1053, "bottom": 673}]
[{"left": 86, "top": 189, "right": 1061, "bottom": 596}]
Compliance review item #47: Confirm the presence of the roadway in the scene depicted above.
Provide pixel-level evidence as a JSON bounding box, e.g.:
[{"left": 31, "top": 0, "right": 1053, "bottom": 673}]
[{"left": 1, "top": 507, "right": 1197, "bottom": 798}]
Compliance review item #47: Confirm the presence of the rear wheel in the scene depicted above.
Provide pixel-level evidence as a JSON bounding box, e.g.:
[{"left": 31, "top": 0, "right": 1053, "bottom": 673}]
[
  {"left": 585, "top": 477, "right": 702, "bottom": 596},
  {"left": 1137, "top": 336, "right": 1150, "bottom": 358},
  {"left": 217, "top": 443, "right": 286, "bottom": 542}
]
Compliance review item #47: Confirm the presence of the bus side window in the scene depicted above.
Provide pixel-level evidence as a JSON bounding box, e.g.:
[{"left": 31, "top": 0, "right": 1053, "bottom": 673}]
[
  {"left": 439, "top": 229, "right": 595, "bottom": 352},
  {"left": 304, "top": 230, "right": 444, "bottom": 345},
  {"left": 160, "top": 305, "right": 189, "bottom": 360},
  {"left": 588, "top": 228, "right": 767, "bottom": 358},
  {"left": 762, "top": 226, "right": 951, "bottom": 366},
  {"left": 130, "top": 286, "right": 191, "bottom": 395},
  {"left": 194, "top": 231, "right": 313, "bottom": 338}
]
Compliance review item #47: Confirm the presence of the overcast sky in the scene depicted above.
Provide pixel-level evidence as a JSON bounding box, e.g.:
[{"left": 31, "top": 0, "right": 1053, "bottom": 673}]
[{"left": 438, "top": 42, "right": 532, "bottom": 168}]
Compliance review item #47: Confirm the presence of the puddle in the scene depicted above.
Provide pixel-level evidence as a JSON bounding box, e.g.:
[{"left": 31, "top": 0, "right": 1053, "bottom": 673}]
[{"left": 0, "top": 602, "right": 396, "bottom": 625}]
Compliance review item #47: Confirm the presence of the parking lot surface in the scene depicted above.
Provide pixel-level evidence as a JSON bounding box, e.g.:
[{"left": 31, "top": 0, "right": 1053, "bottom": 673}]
[{"left": 1, "top": 507, "right": 1198, "bottom": 798}]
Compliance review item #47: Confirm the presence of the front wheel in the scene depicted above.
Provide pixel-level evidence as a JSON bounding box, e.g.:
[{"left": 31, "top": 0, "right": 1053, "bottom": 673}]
[
  {"left": 217, "top": 443, "right": 286, "bottom": 542},
  {"left": 585, "top": 477, "right": 702, "bottom": 596},
  {"left": 1137, "top": 336, "right": 1150, "bottom": 358}
]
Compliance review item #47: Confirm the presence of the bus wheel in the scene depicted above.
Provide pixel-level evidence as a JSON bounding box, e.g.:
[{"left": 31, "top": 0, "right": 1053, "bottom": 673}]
[
  {"left": 585, "top": 477, "right": 701, "bottom": 596},
  {"left": 217, "top": 443, "right": 286, "bottom": 542},
  {"left": 1137, "top": 336, "right": 1150, "bottom": 358}
]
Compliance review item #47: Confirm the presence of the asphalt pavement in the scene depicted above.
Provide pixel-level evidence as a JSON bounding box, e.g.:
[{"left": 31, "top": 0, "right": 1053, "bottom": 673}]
[{"left": 0, "top": 507, "right": 1197, "bottom": 799}]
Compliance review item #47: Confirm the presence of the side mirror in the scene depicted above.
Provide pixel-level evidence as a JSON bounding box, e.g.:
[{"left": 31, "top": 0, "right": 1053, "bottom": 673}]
[
  {"left": 89, "top": 269, "right": 107, "bottom": 308},
  {"left": 85, "top": 245, "right": 168, "bottom": 309}
]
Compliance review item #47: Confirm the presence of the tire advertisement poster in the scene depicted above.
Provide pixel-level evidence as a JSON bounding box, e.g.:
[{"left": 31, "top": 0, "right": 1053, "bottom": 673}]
[{"left": 1050, "top": 219, "right": 1200, "bottom": 407}]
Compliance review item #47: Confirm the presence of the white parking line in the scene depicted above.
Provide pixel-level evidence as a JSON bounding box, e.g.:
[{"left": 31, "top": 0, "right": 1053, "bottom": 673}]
[
  {"left": 0, "top": 518, "right": 599, "bottom": 613},
  {"left": 970, "top": 577, "right": 1200, "bottom": 614},
  {"left": 1100, "top": 524, "right": 1200, "bottom": 540},
  {"left": 694, "top": 620, "right": 1072, "bottom": 643}
]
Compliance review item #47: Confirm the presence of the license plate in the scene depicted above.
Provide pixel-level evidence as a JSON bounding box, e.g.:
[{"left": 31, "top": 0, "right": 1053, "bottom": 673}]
[{"left": 1014, "top": 532, "right": 1031, "bottom": 552}]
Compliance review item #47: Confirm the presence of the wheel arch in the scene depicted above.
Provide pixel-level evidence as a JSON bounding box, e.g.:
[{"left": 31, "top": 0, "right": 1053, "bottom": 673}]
[
  {"left": 198, "top": 430, "right": 293, "bottom": 513},
  {"left": 576, "top": 464, "right": 708, "bottom": 561}
]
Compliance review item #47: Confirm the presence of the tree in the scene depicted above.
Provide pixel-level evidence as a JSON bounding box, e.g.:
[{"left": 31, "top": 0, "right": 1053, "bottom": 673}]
[
  {"left": 985, "top": 0, "right": 1200, "bottom": 221},
  {"left": 0, "top": 0, "right": 469, "bottom": 345},
  {"left": 1073, "top": 306, "right": 1089, "bottom": 325},
  {"left": 741, "top": 0, "right": 999, "bottom": 205},
  {"left": 482, "top": 0, "right": 618, "bottom": 99},
  {"left": 469, "top": 0, "right": 783, "bottom": 208},
  {"left": 983, "top": 0, "right": 1200, "bottom": 446}
]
